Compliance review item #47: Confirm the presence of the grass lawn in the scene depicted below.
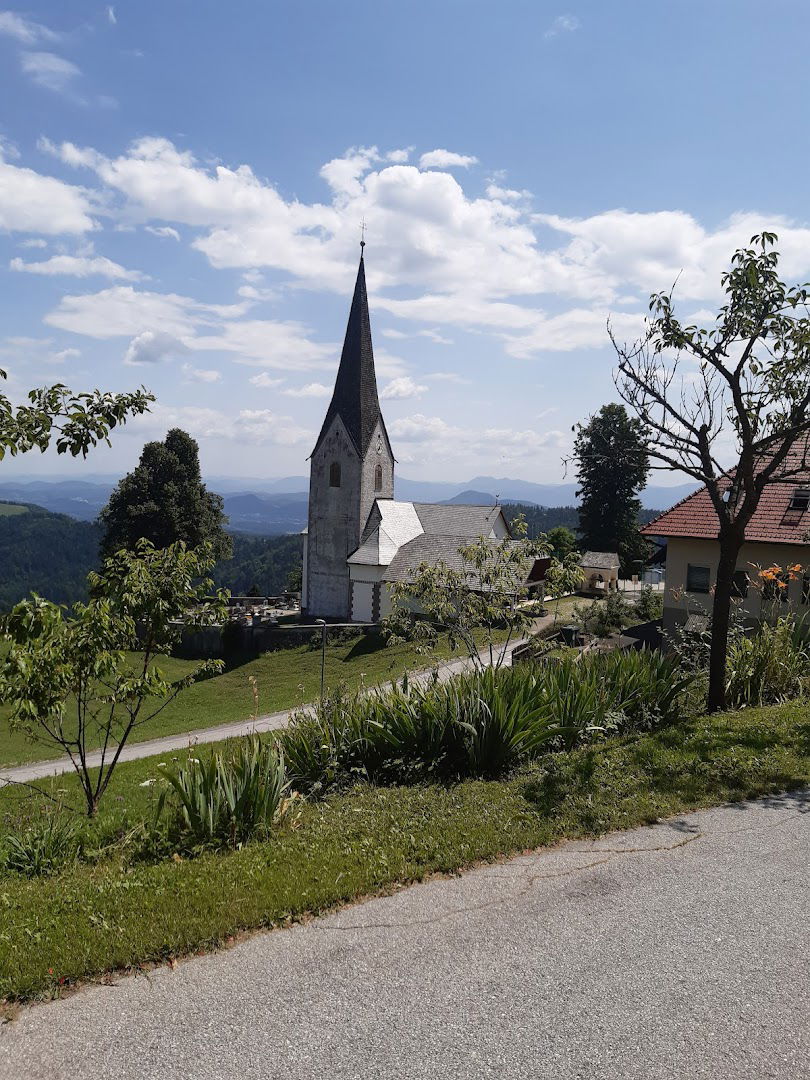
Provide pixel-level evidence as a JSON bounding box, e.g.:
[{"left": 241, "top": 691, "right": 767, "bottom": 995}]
[
  {"left": 1, "top": 696, "right": 808, "bottom": 1004},
  {"left": 0, "top": 504, "right": 28, "bottom": 517},
  {"left": 0, "top": 621, "right": 523, "bottom": 768}
]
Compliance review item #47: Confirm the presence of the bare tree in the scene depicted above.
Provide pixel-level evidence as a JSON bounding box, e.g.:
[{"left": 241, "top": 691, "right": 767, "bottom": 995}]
[{"left": 610, "top": 232, "right": 810, "bottom": 711}]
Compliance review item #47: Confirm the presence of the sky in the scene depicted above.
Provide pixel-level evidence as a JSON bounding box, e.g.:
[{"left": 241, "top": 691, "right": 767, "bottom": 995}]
[{"left": 2, "top": 0, "right": 810, "bottom": 485}]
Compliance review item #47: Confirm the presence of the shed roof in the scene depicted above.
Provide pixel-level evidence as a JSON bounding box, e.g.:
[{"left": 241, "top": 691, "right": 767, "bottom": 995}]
[{"left": 579, "top": 551, "right": 621, "bottom": 570}]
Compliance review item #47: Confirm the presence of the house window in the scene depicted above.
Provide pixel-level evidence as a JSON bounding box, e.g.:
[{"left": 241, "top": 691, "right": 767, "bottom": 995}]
[
  {"left": 789, "top": 488, "right": 810, "bottom": 513},
  {"left": 731, "top": 570, "right": 750, "bottom": 599},
  {"left": 374, "top": 464, "right": 383, "bottom": 492},
  {"left": 686, "top": 564, "right": 710, "bottom": 594},
  {"left": 329, "top": 462, "right": 341, "bottom": 488}
]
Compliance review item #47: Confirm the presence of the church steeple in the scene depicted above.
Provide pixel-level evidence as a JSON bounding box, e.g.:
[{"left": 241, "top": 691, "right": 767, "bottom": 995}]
[{"left": 313, "top": 253, "right": 384, "bottom": 457}]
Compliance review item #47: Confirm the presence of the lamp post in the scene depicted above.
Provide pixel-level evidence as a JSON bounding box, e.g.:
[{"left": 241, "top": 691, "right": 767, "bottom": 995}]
[{"left": 316, "top": 619, "right": 326, "bottom": 701}]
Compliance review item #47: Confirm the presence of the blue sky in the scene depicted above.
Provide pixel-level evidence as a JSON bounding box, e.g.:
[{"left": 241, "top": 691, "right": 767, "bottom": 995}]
[{"left": 2, "top": 0, "right": 810, "bottom": 483}]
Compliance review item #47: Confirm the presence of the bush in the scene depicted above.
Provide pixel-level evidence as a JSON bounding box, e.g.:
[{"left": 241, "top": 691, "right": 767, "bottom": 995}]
[
  {"left": 573, "top": 591, "right": 634, "bottom": 637},
  {"left": 1, "top": 814, "right": 78, "bottom": 877},
  {"left": 633, "top": 585, "right": 663, "bottom": 622},
  {"left": 157, "top": 737, "right": 289, "bottom": 848}
]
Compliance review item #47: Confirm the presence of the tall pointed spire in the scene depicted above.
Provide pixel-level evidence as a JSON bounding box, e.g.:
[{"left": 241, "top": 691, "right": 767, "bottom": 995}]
[{"left": 313, "top": 251, "right": 383, "bottom": 456}]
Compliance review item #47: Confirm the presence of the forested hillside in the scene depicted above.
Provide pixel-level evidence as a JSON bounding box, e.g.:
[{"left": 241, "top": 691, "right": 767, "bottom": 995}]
[
  {"left": 0, "top": 503, "right": 103, "bottom": 610},
  {"left": 503, "top": 503, "right": 661, "bottom": 540},
  {"left": 211, "top": 533, "right": 302, "bottom": 596},
  {"left": 0, "top": 502, "right": 303, "bottom": 610}
]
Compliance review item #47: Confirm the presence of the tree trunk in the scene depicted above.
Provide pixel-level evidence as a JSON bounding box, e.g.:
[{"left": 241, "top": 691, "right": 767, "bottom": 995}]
[{"left": 707, "top": 533, "right": 744, "bottom": 713}]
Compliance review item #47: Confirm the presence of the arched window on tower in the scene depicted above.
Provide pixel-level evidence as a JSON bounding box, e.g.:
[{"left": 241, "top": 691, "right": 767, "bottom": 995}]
[
  {"left": 374, "top": 464, "right": 383, "bottom": 492},
  {"left": 329, "top": 462, "right": 341, "bottom": 488}
]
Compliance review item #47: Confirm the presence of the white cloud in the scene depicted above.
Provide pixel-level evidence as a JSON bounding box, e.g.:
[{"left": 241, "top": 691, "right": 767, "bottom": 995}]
[
  {"left": 124, "top": 329, "right": 188, "bottom": 365},
  {"left": 145, "top": 224, "right": 180, "bottom": 241},
  {"left": 380, "top": 376, "right": 427, "bottom": 400},
  {"left": 31, "top": 136, "right": 810, "bottom": 364},
  {"left": 44, "top": 284, "right": 334, "bottom": 373},
  {"left": 419, "top": 149, "right": 479, "bottom": 170},
  {"left": 130, "top": 403, "right": 311, "bottom": 446},
  {"left": 47, "top": 286, "right": 205, "bottom": 339},
  {"left": 386, "top": 148, "right": 413, "bottom": 163},
  {"left": 21, "top": 51, "right": 81, "bottom": 93},
  {"left": 249, "top": 372, "right": 284, "bottom": 389},
  {"left": 0, "top": 151, "right": 95, "bottom": 234},
  {"left": 545, "top": 14, "right": 581, "bottom": 39},
  {"left": 282, "top": 382, "right": 332, "bottom": 398},
  {"left": 182, "top": 362, "right": 221, "bottom": 383},
  {"left": 106, "top": 6, "right": 117, "bottom": 25},
  {"left": 389, "top": 411, "right": 567, "bottom": 465},
  {"left": 0, "top": 11, "right": 59, "bottom": 44},
  {"left": 10, "top": 254, "right": 143, "bottom": 280},
  {"left": 18, "top": 237, "right": 47, "bottom": 248},
  {"left": 486, "top": 184, "right": 529, "bottom": 202},
  {"left": 236, "top": 410, "right": 312, "bottom": 445},
  {"left": 50, "top": 347, "right": 80, "bottom": 364}
]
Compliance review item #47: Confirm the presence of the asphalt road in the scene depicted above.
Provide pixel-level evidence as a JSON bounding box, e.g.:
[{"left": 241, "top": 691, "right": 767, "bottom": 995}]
[{"left": 2, "top": 791, "right": 808, "bottom": 1080}]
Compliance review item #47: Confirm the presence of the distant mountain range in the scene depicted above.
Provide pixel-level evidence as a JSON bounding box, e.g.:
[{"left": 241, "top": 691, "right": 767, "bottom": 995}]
[{"left": 0, "top": 476, "right": 698, "bottom": 536}]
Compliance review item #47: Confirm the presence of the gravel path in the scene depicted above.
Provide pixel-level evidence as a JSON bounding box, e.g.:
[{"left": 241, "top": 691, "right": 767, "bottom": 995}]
[{"left": 1, "top": 790, "right": 808, "bottom": 1079}]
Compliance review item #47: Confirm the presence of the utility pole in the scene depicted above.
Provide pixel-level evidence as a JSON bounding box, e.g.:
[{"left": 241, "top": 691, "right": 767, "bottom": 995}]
[{"left": 316, "top": 619, "right": 327, "bottom": 701}]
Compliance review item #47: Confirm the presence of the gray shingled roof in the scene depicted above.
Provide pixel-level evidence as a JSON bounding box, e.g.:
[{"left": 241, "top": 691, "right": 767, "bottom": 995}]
[
  {"left": 383, "top": 534, "right": 533, "bottom": 586},
  {"left": 414, "top": 503, "right": 505, "bottom": 536},
  {"left": 312, "top": 255, "right": 390, "bottom": 457},
  {"left": 579, "top": 551, "right": 621, "bottom": 570}
]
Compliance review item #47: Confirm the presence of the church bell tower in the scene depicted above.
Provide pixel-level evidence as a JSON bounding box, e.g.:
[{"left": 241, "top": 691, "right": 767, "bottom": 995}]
[{"left": 302, "top": 248, "right": 394, "bottom": 618}]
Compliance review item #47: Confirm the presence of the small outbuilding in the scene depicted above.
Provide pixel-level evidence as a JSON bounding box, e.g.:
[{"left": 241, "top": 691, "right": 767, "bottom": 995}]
[{"left": 579, "top": 551, "right": 621, "bottom": 593}]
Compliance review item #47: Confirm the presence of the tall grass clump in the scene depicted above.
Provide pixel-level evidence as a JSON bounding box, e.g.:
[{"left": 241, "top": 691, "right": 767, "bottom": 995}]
[
  {"left": 725, "top": 617, "right": 809, "bottom": 707},
  {"left": 156, "top": 736, "right": 288, "bottom": 848},
  {"left": 280, "top": 650, "right": 690, "bottom": 791},
  {"left": 1, "top": 814, "right": 79, "bottom": 877}
]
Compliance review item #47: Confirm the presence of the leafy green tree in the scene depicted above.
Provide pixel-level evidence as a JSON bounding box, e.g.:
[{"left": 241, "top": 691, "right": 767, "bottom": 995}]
[
  {"left": 384, "top": 519, "right": 550, "bottom": 671},
  {"left": 0, "top": 370, "right": 152, "bottom": 460},
  {"left": 99, "top": 428, "right": 231, "bottom": 560},
  {"left": 546, "top": 525, "right": 577, "bottom": 560},
  {"left": 0, "top": 541, "right": 226, "bottom": 816},
  {"left": 573, "top": 403, "right": 651, "bottom": 576},
  {"left": 612, "top": 233, "right": 810, "bottom": 710}
]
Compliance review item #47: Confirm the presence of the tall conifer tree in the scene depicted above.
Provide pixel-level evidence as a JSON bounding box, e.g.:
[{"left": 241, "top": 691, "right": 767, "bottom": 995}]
[
  {"left": 99, "top": 428, "right": 231, "bottom": 560},
  {"left": 574, "top": 404, "right": 650, "bottom": 575}
]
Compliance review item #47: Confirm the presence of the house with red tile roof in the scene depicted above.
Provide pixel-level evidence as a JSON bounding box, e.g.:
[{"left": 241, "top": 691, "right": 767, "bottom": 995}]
[{"left": 641, "top": 451, "right": 810, "bottom": 632}]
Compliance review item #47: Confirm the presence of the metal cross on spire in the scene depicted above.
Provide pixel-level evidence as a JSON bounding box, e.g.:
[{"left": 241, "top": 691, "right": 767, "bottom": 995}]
[{"left": 359, "top": 217, "right": 366, "bottom": 252}]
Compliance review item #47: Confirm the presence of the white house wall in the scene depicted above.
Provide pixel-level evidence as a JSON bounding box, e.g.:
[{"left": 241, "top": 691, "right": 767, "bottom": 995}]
[{"left": 663, "top": 537, "right": 809, "bottom": 630}]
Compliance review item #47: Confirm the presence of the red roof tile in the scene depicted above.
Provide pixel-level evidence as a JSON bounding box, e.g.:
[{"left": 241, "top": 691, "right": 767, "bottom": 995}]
[{"left": 641, "top": 446, "right": 810, "bottom": 546}]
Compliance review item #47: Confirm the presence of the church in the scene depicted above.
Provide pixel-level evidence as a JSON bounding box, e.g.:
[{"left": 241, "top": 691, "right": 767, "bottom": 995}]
[{"left": 301, "top": 247, "right": 513, "bottom": 621}]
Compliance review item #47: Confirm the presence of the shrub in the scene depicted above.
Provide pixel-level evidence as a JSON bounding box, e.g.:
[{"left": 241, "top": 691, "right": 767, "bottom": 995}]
[
  {"left": 573, "top": 591, "right": 634, "bottom": 637},
  {"left": 633, "top": 585, "right": 663, "bottom": 622},
  {"left": 157, "top": 737, "right": 289, "bottom": 848},
  {"left": 1, "top": 814, "right": 79, "bottom": 877}
]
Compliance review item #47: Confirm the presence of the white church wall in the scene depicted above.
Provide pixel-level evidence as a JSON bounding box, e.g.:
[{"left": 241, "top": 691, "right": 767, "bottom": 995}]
[{"left": 351, "top": 581, "right": 375, "bottom": 622}]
